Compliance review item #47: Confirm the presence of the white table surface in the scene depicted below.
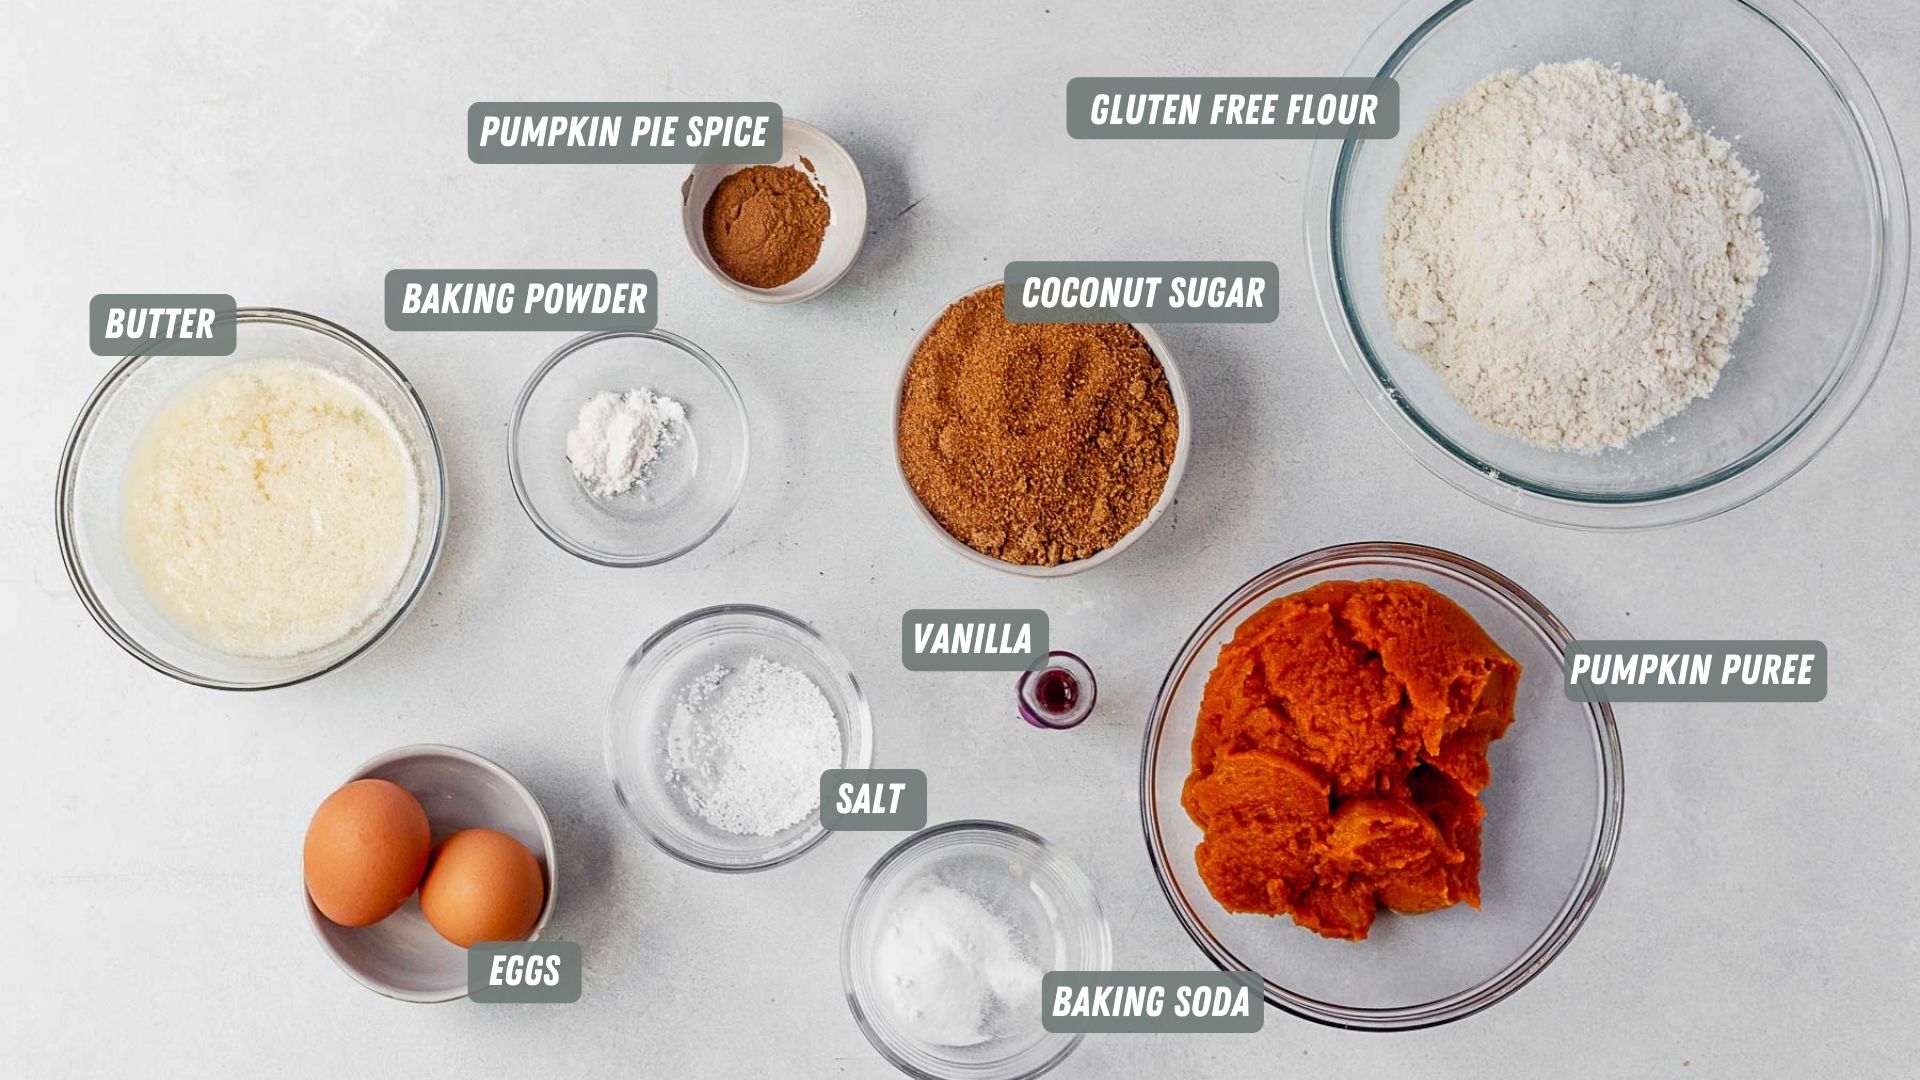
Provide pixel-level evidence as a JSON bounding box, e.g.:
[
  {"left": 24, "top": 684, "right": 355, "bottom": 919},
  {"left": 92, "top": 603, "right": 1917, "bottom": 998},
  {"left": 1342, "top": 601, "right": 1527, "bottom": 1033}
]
[{"left": 4, "top": 1, "right": 1915, "bottom": 1076}]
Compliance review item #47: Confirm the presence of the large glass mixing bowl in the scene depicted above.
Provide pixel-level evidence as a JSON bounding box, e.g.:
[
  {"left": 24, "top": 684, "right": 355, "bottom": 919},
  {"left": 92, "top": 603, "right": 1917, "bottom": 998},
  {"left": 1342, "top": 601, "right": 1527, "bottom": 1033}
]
[{"left": 1307, "top": 0, "right": 1908, "bottom": 528}]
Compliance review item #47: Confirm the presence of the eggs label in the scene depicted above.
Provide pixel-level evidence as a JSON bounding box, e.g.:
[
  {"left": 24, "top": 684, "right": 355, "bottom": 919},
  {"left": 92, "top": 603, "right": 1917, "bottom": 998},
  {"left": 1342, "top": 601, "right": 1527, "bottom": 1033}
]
[
  {"left": 468, "top": 941, "right": 581, "bottom": 1004},
  {"left": 1042, "top": 972, "right": 1264, "bottom": 1033},
  {"left": 819, "top": 769, "right": 927, "bottom": 832}
]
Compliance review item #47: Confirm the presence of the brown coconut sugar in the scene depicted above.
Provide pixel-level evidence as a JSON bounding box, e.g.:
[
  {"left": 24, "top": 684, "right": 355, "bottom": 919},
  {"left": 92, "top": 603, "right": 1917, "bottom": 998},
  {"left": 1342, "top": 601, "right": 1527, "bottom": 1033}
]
[
  {"left": 701, "top": 163, "right": 831, "bottom": 289},
  {"left": 897, "top": 285, "right": 1179, "bottom": 567}
]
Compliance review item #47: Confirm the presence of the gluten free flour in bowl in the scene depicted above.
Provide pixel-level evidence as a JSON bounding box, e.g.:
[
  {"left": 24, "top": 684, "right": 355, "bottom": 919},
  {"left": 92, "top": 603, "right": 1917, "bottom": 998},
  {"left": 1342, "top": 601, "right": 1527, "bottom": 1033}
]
[{"left": 1384, "top": 59, "right": 1771, "bottom": 452}]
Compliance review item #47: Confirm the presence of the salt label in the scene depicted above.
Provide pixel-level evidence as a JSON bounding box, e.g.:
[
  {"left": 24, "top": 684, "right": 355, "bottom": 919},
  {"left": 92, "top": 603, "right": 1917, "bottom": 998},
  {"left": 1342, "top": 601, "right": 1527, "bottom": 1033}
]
[{"left": 819, "top": 769, "right": 927, "bottom": 832}]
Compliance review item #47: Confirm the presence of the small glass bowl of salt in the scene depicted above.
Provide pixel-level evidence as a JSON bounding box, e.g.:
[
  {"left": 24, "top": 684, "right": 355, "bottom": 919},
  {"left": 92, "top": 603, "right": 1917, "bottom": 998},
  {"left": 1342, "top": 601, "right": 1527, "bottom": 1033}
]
[
  {"left": 842, "top": 821, "right": 1111, "bottom": 1079},
  {"left": 509, "top": 328, "right": 748, "bottom": 566}
]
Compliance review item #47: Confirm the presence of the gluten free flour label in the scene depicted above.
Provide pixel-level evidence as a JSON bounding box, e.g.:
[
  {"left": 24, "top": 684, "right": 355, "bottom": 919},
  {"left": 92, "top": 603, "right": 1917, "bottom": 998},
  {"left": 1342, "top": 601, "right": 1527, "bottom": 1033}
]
[{"left": 1067, "top": 77, "right": 1397, "bottom": 139}]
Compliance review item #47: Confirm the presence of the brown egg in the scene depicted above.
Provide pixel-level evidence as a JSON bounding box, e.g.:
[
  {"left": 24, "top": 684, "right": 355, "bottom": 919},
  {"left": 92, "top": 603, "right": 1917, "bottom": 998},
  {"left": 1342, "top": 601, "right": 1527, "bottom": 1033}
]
[
  {"left": 418, "top": 828, "right": 546, "bottom": 948},
  {"left": 303, "top": 778, "right": 431, "bottom": 927}
]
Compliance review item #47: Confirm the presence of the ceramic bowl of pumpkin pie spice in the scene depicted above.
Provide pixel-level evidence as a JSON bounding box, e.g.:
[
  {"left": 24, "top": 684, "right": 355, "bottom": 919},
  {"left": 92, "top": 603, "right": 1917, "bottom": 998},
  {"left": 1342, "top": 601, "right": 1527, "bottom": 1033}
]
[
  {"left": 892, "top": 280, "right": 1191, "bottom": 578},
  {"left": 681, "top": 117, "right": 867, "bottom": 304}
]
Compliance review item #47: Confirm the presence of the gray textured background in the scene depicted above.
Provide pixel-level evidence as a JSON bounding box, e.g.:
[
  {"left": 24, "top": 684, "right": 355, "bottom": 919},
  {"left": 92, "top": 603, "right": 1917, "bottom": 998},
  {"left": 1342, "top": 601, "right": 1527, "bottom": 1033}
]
[{"left": 3, "top": 1, "right": 1914, "bottom": 1076}]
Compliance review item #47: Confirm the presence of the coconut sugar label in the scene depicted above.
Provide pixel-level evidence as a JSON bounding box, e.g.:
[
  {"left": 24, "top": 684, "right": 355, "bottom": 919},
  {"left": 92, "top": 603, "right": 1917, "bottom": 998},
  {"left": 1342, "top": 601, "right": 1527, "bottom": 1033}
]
[{"left": 1004, "top": 261, "right": 1279, "bottom": 323}]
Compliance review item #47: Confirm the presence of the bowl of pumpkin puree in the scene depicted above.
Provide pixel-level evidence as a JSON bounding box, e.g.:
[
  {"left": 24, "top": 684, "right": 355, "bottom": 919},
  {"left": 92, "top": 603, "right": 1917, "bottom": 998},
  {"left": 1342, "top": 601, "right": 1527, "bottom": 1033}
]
[{"left": 1140, "top": 543, "right": 1623, "bottom": 1030}]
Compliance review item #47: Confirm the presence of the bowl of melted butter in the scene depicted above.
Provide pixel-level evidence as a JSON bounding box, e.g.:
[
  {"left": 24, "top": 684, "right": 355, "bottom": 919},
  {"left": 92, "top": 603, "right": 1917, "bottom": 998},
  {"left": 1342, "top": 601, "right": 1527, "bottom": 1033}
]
[{"left": 59, "top": 308, "right": 447, "bottom": 689}]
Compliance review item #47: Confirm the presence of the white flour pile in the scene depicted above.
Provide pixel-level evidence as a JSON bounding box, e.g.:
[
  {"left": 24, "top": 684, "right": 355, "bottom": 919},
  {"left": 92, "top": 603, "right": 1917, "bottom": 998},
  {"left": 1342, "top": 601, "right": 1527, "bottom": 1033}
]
[
  {"left": 1383, "top": 59, "right": 1770, "bottom": 451},
  {"left": 565, "top": 387, "right": 686, "bottom": 498},
  {"left": 872, "top": 879, "right": 1042, "bottom": 1047},
  {"left": 665, "top": 657, "right": 842, "bottom": 836}
]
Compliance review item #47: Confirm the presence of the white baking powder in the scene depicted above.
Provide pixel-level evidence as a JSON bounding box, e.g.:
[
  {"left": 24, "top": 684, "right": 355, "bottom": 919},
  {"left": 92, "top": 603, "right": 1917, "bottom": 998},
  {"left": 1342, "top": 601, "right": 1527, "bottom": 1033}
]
[
  {"left": 1384, "top": 59, "right": 1770, "bottom": 451},
  {"left": 872, "top": 879, "right": 1042, "bottom": 1047},
  {"left": 665, "top": 657, "right": 842, "bottom": 837},
  {"left": 565, "top": 387, "right": 686, "bottom": 498}
]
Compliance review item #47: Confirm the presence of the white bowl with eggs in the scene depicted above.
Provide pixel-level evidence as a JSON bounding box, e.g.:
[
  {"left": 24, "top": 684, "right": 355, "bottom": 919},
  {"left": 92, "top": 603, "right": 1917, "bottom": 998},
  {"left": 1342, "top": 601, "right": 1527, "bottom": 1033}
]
[{"left": 305, "top": 745, "right": 558, "bottom": 1004}]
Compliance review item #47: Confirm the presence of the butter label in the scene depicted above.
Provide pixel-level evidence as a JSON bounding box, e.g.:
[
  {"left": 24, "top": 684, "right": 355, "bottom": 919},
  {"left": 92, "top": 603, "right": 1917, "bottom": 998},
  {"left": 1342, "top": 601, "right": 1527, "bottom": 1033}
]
[
  {"left": 1004, "top": 261, "right": 1278, "bottom": 323},
  {"left": 901, "top": 609, "right": 1048, "bottom": 671},
  {"left": 469, "top": 102, "right": 780, "bottom": 164},
  {"left": 1564, "top": 640, "right": 1827, "bottom": 702},
  {"left": 1042, "top": 972, "right": 1263, "bottom": 1033},
  {"left": 90, "top": 293, "right": 236, "bottom": 356},
  {"left": 1066, "top": 77, "right": 1397, "bottom": 139}
]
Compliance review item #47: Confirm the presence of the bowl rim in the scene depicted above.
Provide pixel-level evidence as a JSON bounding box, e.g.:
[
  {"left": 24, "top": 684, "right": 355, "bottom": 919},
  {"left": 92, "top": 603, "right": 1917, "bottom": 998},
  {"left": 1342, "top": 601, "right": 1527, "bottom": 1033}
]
[
  {"left": 55, "top": 306, "right": 449, "bottom": 690},
  {"left": 303, "top": 742, "right": 560, "bottom": 1005},
  {"left": 1305, "top": 0, "right": 1911, "bottom": 530},
  {"left": 1137, "top": 541, "right": 1625, "bottom": 1031},
  {"left": 506, "top": 326, "right": 750, "bottom": 567},
  {"left": 679, "top": 116, "right": 869, "bottom": 305},
  {"left": 889, "top": 279, "right": 1193, "bottom": 577},
  {"left": 839, "top": 819, "right": 1111, "bottom": 1080},
  {"left": 603, "top": 602, "right": 874, "bottom": 873}
]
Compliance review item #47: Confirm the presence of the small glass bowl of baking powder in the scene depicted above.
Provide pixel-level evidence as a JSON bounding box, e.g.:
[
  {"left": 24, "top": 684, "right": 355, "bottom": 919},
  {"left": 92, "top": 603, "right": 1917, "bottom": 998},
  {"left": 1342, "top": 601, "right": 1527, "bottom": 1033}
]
[
  {"left": 842, "top": 821, "right": 1111, "bottom": 1080},
  {"left": 606, "top": 604, "right": 872, "bottom": 872},
  {"left": 1309, "top": 0, "right": 1908, "bottom": 529},
  {"left": 509, "top": 329, "right": 749, "bottom": 566}
]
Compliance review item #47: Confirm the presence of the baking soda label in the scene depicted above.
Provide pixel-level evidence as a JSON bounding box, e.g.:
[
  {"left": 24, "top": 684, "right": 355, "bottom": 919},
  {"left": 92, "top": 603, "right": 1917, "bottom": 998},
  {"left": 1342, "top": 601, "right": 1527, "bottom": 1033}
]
[
  {"left": 90, "top": 294, "right": 236, "bottom": 356},
  {"left": 384, "top": 269, "right": 657, "bottom": 331},
  {"left": 1066, "top": 78, "right": 1397, "bottom": 139},
  {"left": 901, "top": 609, "right": 1048, "bottom": 671},
  {"left": 1564, "top": 640, "right": 1827, "bottom": 702},
  {"left": 1042, "top": 972, "right": 1263, "bottom": 1033},
  {"left": 1004, "top": 262, "right": 1279, "bottom": 323},
  {"left": 468, "top": 941, "right": 581, "bottom": 1003},
  {"left": 820, "top": 769, "right": 927, "bottom": 832},
  {"left": 469, "top": 103, "right": 780, "bottom": 164}
]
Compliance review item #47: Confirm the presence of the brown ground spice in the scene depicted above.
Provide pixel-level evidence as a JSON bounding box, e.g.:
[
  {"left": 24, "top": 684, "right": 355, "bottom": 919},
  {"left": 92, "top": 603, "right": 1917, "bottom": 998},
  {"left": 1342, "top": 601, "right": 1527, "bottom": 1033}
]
[
  {"left": 898, "top": 285, "right": 1179, "bottom": 567},
  {"left": 701, "top": 163, "right": 831, "bottom": 288}
]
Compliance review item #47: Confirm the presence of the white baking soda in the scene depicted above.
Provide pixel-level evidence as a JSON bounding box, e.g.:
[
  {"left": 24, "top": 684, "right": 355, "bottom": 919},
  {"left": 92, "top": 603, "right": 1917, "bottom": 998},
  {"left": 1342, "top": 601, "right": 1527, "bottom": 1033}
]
[{"left": 871, "top": 879, "right": 1043, "bottom": 1047}]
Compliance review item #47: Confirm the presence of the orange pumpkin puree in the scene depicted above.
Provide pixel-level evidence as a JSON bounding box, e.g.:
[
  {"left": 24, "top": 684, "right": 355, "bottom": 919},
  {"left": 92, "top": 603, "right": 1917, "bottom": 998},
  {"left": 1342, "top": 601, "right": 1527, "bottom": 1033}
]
[{"left": 1182, "top": 579, "right": 1519, "bottom": 940}]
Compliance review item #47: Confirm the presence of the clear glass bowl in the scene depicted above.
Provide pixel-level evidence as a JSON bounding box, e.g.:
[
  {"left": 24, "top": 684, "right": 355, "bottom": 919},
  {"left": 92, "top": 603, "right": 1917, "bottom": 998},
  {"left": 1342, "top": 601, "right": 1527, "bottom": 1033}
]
[
  {"left": 1307, "top": 0, "right": 1909, "bottom": 529},
  {"left": 1140, "top": 543, "right": 1624, "bottom": 1029},
  {"left": 891, "top": 281, "right": 1191, "bottom": 577},
  {"left": 509, "top": 329, "right": 749, "bottom": 566},
  {"left": 57, "top": 308, "right": 447, "bottom": 690},
  {"left": 605, "top": 604, "right": 871, "bottom": 872},
  {"left": 841, "top": 821, "right": 1112, "bottom": 1080}
]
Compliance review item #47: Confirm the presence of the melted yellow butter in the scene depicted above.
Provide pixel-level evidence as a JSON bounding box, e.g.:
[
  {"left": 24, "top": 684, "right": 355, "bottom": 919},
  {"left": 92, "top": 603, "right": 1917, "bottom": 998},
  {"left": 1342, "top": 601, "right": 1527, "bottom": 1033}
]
[{"left": 122, "top": 360, "right": 421, "bottom": 658}]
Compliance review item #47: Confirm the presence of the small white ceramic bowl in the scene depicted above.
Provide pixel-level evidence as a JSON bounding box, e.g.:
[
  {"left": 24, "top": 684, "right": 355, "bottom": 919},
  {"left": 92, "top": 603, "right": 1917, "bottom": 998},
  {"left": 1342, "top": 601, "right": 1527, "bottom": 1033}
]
[
  {"left": 305, "top": 744, "right": 558, "bottom": 1003},
  {"left": 892, "top": 281, "right": 1193, "bottom": 578},
  {"left": 681, "top": 117, "right": 868, "bottom": 303}
]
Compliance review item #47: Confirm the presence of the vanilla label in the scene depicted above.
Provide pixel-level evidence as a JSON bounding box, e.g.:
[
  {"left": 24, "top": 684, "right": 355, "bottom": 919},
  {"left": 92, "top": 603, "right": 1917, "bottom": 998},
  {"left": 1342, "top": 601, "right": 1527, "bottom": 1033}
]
[
  {"left": 469, "top": 102, "right": 780, "bottom": 163},
  {"left": 1004, "top": 262, "right": 1278, "bottom": 323},
  {"left": 1564, "top": 640, "right": 1826, "bottom": 702},
  {"left": 901, "top": 609, "right": 1047, "bottom": 672},
  {"left": 385, "top": 269, "right": 656, "bottom": 331},
  {"left": 90, "top": 293, "right": 236, "bottom": 356},
  {"left": 1042, "top": 972, "right": 1263, "bottom": 1033},
  {"left": 1066, "top": 77, "right": 1397, "bottom": 139}
]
